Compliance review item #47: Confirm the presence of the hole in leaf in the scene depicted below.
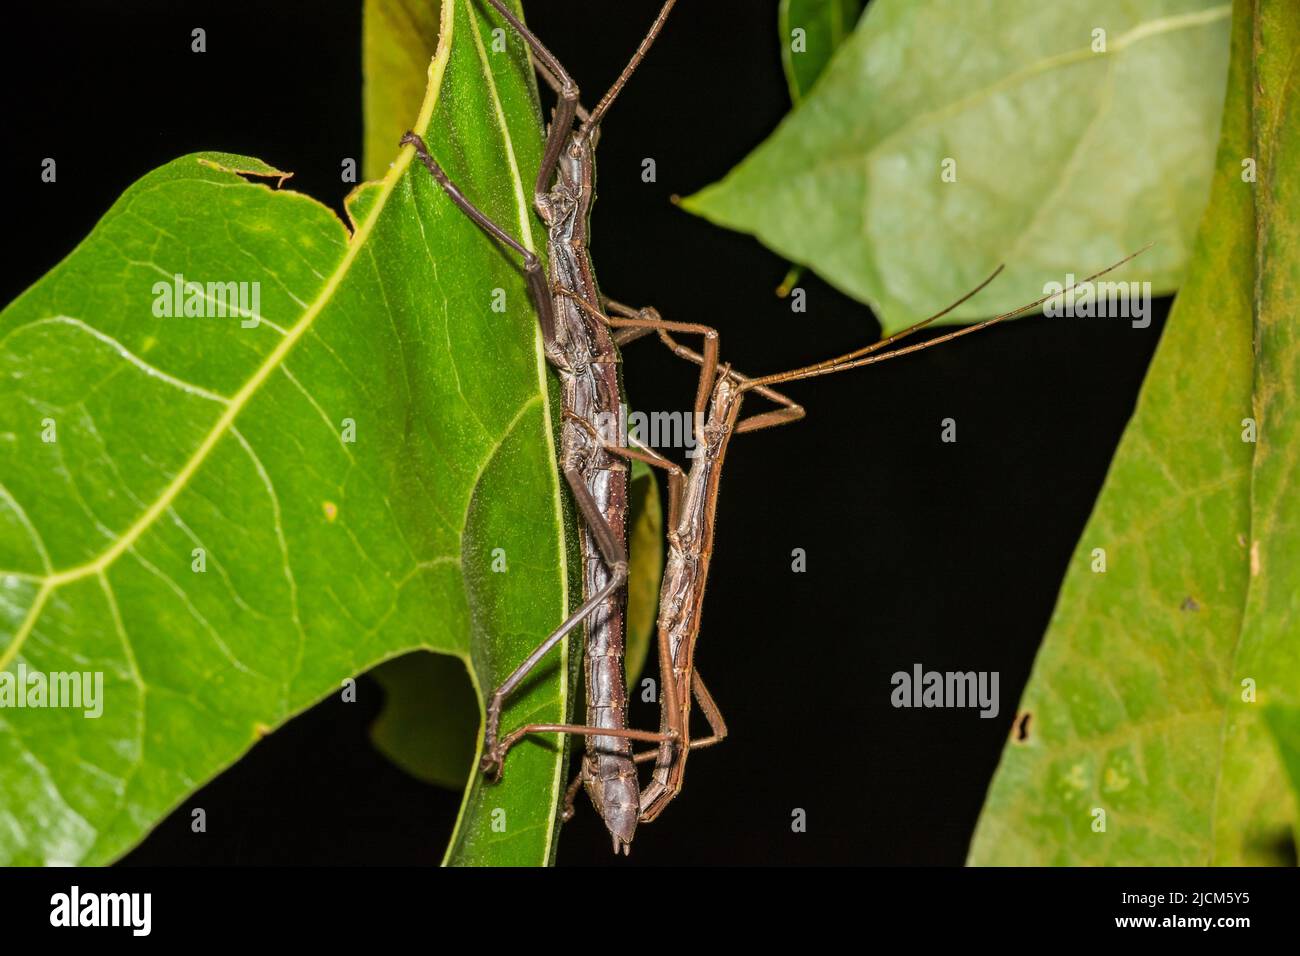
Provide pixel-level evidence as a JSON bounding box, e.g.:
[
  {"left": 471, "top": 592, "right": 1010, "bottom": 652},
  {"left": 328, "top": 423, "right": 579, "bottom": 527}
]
[{"left": 1013, "top": 711, "right": 1032, "bottom": 744}]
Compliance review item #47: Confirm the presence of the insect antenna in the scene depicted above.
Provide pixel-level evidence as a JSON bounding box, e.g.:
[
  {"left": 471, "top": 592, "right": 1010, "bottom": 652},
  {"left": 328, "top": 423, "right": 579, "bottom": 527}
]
[
  {"left": 742, "top": 246, "right": 1151, "bottom": 391},
  {"left": 581, "top": 1, "right": 677, "bottom": 133}
]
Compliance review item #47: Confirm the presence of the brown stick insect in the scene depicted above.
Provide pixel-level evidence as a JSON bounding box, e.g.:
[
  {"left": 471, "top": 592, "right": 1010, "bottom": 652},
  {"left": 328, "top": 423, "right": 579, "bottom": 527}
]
[{"left": 401, "top": 0, "right": 689, "bottom": 853}]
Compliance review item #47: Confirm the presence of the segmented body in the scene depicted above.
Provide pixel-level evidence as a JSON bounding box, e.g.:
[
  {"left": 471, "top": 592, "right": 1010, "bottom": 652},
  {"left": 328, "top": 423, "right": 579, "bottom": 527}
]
[
  {"left": 639, "top": 375, "right": 742, "bottom": 820},
  {"left": 536, "top": 134, "right": 640, "bottom": 846}
]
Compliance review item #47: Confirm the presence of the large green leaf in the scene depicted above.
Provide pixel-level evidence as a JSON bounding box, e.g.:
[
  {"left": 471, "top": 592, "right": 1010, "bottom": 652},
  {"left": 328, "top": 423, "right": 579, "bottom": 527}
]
[
  {"left": 686, "top": 0, "right": 1232, "bottom": 333},
  {"left": 778, "top": 0, "right": 865, "bottom": 103},
  {"left": 0, "top": 0, "right": 571, "bottom": 867},
  {"left": 970, "top": 0, "right": 1300, "bottom": 866}
]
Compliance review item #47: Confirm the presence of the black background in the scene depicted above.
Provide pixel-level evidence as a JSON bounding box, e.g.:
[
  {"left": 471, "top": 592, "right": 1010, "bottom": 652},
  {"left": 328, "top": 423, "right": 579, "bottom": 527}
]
[{"left": 1, "top": 1, "right": 1169, "bottom": 865}]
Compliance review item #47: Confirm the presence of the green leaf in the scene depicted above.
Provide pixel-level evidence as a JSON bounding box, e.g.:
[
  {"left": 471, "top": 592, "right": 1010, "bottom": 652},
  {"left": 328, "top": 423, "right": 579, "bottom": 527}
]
[
  {"left": 370, "top": 651, "right": 479, "bottom": 789},
  {"left": 778, "top": 0, "right": 865, "bottom": 103},
  {"left": 363, "top": 0, "right": 445, "bottom": 181},
  {"left": 624, "top": 460, "right": 663, "bottom": 685},
  {"left": 0, "top": 0, "right": 571, "bottom": 867},
  {"left": 1263, "top": 707, "right": 1300, "bottom": 854},
  {"left": 1206, "top": 0, "right": 1300, "bottom": 865},
  {"left": 686, "top": 0, "right": 1232, "bottom": 334},
  {"left": 773, "top": 0, "right": 865, "bottom": 297},
  {"left": 970, "top": 0, "right": 1300, "bottom": 866}
]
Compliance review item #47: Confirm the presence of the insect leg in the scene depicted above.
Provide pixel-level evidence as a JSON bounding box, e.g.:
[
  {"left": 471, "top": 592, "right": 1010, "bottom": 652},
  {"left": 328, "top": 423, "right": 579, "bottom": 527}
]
[
  {"left": 561, "top": 768, "right": 586, "bottom": 822},
  {"left": 629, "top": 670, "right": 728, "bottom": 764},
  {"left": 562, "top": 671, "right": 726, "bottom": 825},
  {"left": 581, "top": 1, "right": 678, "bottom": 133},
  {"left": 567, "top": 293, "right": 719, "bottom": 425},
  {"left": 620, "top": 321, "right": 809, "bottom": 435},
  {"left": 490, "top": 723, "right": 673, "bottom": 780},
  {"left": 401, "top": 131, "right": 557, "bottom": 346},
  {"left": 478, "top": 552, "right": 626, "bottom": 777},
  {"left": 733, "top": 381, "right": 806, "bottom": 434},
  {"left": 479, "top": 462, "right": 635, "bottom": 776},
  {"left": 482, "top": 0, "right": 579, "bottom": 197},
  {"left": 637, "top": 671, "right": 729, "bottom": 823},
  {"left": 566, "top": 412, "right": 684, "bottom": 531}
]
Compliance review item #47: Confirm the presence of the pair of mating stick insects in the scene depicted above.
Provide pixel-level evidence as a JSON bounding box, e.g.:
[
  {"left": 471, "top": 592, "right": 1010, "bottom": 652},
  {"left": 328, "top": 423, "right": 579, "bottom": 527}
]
[
  {"left": 554, "top": 250, "right": 1143, "bottom": 825},
  {"left": 403, "top": 0, "right": 1145, "bottom": 854}
]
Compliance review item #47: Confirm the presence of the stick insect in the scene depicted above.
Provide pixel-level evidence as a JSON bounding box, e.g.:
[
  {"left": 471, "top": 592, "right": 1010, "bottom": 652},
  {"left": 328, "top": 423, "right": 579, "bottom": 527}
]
[
  {"left": 554, "top": 250, "right": 1147, "bottom": 824},
  {"left": 401, "top": 0, "right": 688, "bottom": 853}
]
